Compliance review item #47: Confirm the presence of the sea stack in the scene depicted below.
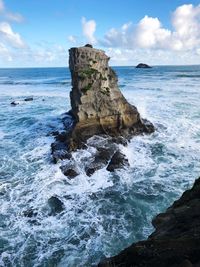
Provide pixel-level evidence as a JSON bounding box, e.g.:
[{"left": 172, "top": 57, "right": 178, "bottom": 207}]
[{"left": 68, "top": 45, "right": 154, "bottom": 150}]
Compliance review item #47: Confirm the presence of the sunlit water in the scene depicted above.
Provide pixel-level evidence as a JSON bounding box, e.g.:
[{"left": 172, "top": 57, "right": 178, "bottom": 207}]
[{"left": 0, "top": 66, "right": 200, "bottom": 267}]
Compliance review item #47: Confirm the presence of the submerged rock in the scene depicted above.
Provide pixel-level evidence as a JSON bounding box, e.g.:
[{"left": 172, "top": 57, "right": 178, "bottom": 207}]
[
  {"left": 60, "top": 161, "right": 79, "bottom": 179},
  {"left": 136, "top": 63, "right": 152, "bottom": 68},
  {"left": 48, "top": 196, "right": 64, "bottom": 215},
  {"left": 98, "top": 177, "right": 200, "bottom": 267},
  {"left": 23, "top": 209, "right": 37, "bottom": 218}
]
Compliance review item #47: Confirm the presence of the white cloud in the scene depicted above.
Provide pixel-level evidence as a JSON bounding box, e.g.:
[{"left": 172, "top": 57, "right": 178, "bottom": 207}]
[
  {"left": 0, "top": 0, "right": 4, "bottom": 12},
  {"left": 135, "top": 16, "right": 171, "bottom": 49},
  {"left": 0, "top": 0, "right": 24, "bottom": 22},
  {"left": 68, "top": 35, "right": 77, "bottom": 44},
  {"left": 0, "top": 42, "right": 12, "bottom": 61},
  {"left": 5, "top": 12, "right": 24, "bottom": 23},
  {"left": 101, "top": 4, "right": 200, "bottom": 53},
  {"left": 0, "top": 22, "right": 26, "bottom": 48},
  {"left": 81, "top": 17, "right": 97, "bottom": 44}
]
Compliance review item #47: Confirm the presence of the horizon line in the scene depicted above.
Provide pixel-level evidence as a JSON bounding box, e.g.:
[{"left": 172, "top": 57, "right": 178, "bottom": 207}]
[{"left": 1, "top": 64, "right": 200, "bottom": 69}]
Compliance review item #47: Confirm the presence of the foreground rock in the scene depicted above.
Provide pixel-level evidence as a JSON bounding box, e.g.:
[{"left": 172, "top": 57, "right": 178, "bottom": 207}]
[
  {"left": 136, "top": 63, "right": 152, "bottom": 68},
  {"left": 98, "top": 177, "right": 200, "bottom": 267}
]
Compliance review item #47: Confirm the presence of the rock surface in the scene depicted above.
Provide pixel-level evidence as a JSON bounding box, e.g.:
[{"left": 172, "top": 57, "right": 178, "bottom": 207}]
[
  {"left": 136, "top": 63, "right": 152, "bottom": 68},
  {"left": 106, "top": 150, "right": 129, "bottom": 172},
  {"left": 48, "top": 196, "right": 64, "bottom": 215},
  {"left": 68, "top": 46, "right": 154, "bottom": 150},
  {"left": 98, "top": 177, "right": 200, "bottom": 267}
]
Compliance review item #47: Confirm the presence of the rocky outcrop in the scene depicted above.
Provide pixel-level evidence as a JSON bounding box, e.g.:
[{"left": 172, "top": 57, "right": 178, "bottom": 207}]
[
  {"left": 98, "top": 177, "right": 200, "bottom": 267},
  {"left": 136, "top": 63, "right": 152, "bottom": 68},
  {"left": 51, "top": 45, "right": 154, "bottom": 175},
  {"left": 68, "top": 45, "right": 154, "bottom": 150}
]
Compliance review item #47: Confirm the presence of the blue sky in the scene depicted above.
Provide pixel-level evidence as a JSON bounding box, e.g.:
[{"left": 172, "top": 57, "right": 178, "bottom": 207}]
[{"left": 0, "top": 0, "right": 200, "bottom": 67}]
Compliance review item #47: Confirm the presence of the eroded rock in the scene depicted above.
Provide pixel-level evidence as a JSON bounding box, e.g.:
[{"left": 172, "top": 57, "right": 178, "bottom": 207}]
[
  {"left": 68, "top": 46, "right": 154, "bottom": 150},
  {"left": 51, "top": 45, "right": 154, "bottom": 176}
]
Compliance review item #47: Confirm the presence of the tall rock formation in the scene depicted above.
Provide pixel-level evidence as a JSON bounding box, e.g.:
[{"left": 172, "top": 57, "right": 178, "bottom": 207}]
[
  {"left": 51, "top": 45, "right": 154, "bottom": 175},
  {"left": 68, "top": 45, "right": 154, "bottom": 150}
]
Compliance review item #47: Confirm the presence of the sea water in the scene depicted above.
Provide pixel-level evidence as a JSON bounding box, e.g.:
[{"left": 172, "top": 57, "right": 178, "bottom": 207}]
[{"left": 0, "top": 66, "right": 200, "bottom": 266}]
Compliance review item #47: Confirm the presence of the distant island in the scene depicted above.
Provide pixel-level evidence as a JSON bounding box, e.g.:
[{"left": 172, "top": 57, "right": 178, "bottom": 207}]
[{"left": 136, "top": 63, "right": 152, "bottom": 68}]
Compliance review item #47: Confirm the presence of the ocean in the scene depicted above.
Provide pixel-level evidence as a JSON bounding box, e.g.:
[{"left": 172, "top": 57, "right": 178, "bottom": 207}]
[{"left": 0, "top": 66, "right": 200, "bottom": 267}]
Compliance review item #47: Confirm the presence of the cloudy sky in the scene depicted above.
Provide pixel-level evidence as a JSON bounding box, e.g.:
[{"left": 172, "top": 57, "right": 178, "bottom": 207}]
[{"left": 1, "top": 0, "right": 200, "bottom": 67}]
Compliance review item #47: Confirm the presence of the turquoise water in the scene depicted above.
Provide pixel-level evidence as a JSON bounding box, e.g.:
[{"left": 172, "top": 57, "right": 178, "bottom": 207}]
[{"left": 0, "top": 66, "right": 200, "bottom": 266}]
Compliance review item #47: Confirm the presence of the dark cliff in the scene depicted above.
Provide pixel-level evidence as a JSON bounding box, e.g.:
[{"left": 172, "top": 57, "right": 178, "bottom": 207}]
[{"left": 99, "top": 177, "right": 200, "bottom": 267}]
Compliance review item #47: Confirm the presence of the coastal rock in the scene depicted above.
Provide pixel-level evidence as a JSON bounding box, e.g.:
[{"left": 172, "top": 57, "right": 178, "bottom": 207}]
[
  {"left": 68, "top": 46, "right": 154, "bottom": 150},
  {"left": 60, "top": 162, "right": 79, "bottom": 179},
  {"left": 98, "top": 177, "right": 200, "bottom": 267},
  {"left": 24, "top": 97, "right": 33, "bottom": 101},
  {"left": 51, "top": 45, "right": 154, "bottom": 175},
  {"left": 85, "top": 147, "right": 115, "bottom": 176},
  {"left": 48, "top": 196, "right": 64, "bottom": 215},
  {"left": 51, "top": 141, "right": 71, "bottom": 163},
  {"left": 136, "top": 63, "right": 152, "bottom": 68},
  {"left": 10, "top": 101, "right": 19, "bottom": 106},
  {"left": 106, "top": 150, "right": 129, "bottom": 172}
]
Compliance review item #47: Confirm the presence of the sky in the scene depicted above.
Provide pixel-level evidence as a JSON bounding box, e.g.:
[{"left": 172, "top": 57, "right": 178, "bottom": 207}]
[{"left": 1, "top": 0, "right": 200, "bottom": 67}]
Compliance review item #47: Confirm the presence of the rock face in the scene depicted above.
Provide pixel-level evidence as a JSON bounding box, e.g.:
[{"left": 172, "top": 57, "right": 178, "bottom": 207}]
[
  {"left": 136, "top": 63, "right": 152, "bottom": 68},
  {"left": 98, "top": 177, "right": 200, "bottom": 267},
  {"left": 68, "top": 45, "right": 154, "bottom": 150}
]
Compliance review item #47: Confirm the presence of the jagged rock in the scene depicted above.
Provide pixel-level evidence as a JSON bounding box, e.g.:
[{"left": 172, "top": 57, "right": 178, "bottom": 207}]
[
  {"left": 48, "top": 196, "right": 64, "bottom": 215},
  {"left": 24, "top": 97, "right": 33, "bottom": 101},
  {"left": 68, "top": 46, "right": 154, "bottom": 150},
  {"left": 85, "top": 147, "right": 115, "bottom": 176},
  {"left": 106, "top": 150, "right": 129, "bottom": 172},
  {"left": 51, "top": 141, "right": 71, "bottom": 163},
  {"left": 55, "top": 131, "right": 69, "bottom": 142},
  {"left": 98, "top": 177, "right": 200, "bottom": 267},
  {"left": 136, "top": 63, "right": 152, "bottom": 68},
  {"left": 60, "top": 163, "right": 79, "bottom": 179}
]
